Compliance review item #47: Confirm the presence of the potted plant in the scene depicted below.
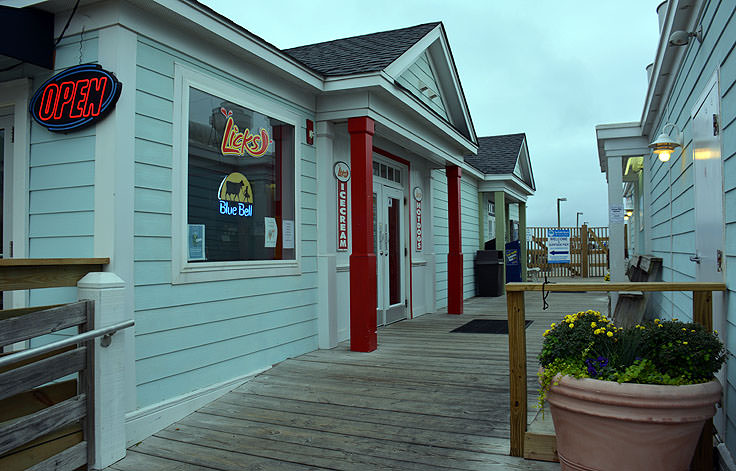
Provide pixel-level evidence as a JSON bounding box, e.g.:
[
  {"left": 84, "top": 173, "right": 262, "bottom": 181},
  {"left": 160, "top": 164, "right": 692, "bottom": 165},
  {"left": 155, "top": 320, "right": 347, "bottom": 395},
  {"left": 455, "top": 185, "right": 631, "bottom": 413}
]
[{"left": 539, "top": 310, "right": 725, "bottom": 471}]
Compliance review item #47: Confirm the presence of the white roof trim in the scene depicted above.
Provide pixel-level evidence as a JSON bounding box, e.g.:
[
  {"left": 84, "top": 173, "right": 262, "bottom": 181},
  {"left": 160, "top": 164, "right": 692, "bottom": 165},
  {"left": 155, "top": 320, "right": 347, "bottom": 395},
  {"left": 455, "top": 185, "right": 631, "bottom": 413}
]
[
  {"left": 640, "top": 0, "right": 702, "bottom": 136},
  {"left": 384, "top": 24, "right": 477, "bottom": 144}
]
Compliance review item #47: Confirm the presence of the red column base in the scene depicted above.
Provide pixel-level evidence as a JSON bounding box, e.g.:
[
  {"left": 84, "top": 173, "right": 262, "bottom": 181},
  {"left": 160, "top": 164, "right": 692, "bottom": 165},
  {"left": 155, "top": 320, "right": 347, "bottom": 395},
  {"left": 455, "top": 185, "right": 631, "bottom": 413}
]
[
  {"left": 350, "top": 253, "right": 377, "bottom": 352},
  {"left": 447, "top": 252, "right": 464, "bottom": 315}
]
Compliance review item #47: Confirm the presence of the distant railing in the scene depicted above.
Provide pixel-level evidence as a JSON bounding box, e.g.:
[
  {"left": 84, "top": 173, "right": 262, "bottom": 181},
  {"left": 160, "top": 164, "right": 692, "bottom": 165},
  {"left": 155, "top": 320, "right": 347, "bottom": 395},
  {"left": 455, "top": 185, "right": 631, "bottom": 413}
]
[
  {"left": 527, "top": 226, "right": 609, "bottom": 277},
  {"left": 505, "top": 281, "right": 727, "bottom": 471}
]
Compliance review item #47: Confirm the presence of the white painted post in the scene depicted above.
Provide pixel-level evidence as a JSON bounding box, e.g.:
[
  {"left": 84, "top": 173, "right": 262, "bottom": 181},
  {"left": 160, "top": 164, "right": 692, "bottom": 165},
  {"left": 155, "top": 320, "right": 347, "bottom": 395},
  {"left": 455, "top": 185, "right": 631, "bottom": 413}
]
[
  {"left": 77, "top": 272, "right": 130, "bottom": 469},
  {"left": 607, "top": 155, "right": 625, "bottom": 281},
  {"left": 607, "top": 155, "right": 624, "bottom": 312},
  {"left": 316, "top": 121, "right": 338, "bottom": 349}
]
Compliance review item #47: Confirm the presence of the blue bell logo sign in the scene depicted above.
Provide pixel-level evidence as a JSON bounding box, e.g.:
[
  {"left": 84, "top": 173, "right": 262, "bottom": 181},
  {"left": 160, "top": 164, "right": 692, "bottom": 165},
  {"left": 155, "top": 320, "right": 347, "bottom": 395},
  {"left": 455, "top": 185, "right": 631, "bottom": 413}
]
[{"left": 218, "top": 172, "right": 253, "bottom": 217}]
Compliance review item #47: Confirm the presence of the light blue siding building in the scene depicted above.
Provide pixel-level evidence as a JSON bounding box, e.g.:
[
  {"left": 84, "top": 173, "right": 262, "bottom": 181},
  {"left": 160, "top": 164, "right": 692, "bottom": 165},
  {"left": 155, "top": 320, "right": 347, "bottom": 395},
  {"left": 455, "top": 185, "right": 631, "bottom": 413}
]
[
  {"left": 596, "top": 0, "right": 736, "bottom": 465},
  {"left": 0, "top": 0, "right": 535, "bottom": 467}
]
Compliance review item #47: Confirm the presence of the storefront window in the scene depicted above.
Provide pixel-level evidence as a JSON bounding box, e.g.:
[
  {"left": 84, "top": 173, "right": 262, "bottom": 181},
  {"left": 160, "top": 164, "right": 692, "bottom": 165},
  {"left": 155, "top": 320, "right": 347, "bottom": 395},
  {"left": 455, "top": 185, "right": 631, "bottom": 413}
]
[{"left": 187, "top": 87, "right": 295, "bottom": 262}]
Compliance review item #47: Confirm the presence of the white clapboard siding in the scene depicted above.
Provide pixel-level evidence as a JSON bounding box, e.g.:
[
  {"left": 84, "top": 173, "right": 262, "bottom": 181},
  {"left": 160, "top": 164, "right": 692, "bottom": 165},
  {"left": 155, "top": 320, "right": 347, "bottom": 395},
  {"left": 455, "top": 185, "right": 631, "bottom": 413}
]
[
  {"left": 461, "top": 175, "right": 479, "bottom": 299},
  {"left": 132, "top": 38, "right": 319, "bottom": 408},
  {"left": 644, "top": 0, "right": 736, "bottom": 450},
  {"left": 431, "top": 169, "right": 449, "bottom": 309},
  {"left": 27, "top": 33, "right": 100, "bottom": 310}
]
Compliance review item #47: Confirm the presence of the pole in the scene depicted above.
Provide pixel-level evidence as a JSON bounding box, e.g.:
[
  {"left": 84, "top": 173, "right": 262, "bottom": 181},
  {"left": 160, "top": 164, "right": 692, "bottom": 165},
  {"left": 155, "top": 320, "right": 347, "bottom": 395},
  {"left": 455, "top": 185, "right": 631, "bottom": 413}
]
[{"left": 556, "top": 198, "right": 566, "bottom": 228}]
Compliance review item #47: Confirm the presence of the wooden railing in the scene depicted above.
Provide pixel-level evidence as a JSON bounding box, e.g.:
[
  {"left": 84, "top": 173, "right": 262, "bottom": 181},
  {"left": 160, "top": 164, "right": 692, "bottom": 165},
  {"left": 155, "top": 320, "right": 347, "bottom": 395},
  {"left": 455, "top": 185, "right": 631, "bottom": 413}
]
[
  {"left": 0, "top": 258, "right": 110, "bottom": 470},
  {"left": 527, "top": 226, "right": 609, "bottom": 277},
  {"left": 0, "top": 258, "right": 109, "bottom": 291},
  {"left": 506, "top": 281, "right": 728, "bottom": 471}
]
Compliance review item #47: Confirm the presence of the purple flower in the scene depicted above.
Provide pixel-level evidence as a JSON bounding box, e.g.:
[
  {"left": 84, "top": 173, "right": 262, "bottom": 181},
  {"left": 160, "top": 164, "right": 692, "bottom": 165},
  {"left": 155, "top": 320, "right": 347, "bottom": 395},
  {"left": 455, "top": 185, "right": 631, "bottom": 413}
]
[{"left": 584, "top": 357, "right": 609, "bottom": 378}]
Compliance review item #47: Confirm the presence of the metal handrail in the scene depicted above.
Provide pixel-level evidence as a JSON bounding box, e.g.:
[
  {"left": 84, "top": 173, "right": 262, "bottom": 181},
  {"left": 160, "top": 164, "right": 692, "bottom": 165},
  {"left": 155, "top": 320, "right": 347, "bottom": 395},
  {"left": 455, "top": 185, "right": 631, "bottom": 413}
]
[{"left": 0, "top": 319, "right": 134, "bottom": 369}]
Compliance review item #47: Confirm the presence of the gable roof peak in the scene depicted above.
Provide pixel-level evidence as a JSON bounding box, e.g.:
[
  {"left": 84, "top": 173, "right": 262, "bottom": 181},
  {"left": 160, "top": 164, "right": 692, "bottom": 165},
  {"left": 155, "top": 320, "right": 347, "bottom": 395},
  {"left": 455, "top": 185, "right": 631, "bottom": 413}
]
[
  {"left": 283, "top": 22, "right": 441, "bottom": 77},
  {"left": 465, "top": 133, "right": 527, "bottom": 175}
]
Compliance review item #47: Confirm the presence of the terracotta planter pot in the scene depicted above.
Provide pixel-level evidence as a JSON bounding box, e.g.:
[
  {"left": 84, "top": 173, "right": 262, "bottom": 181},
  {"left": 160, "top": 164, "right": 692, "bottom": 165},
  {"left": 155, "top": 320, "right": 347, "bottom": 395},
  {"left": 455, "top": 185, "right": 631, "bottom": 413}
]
[{"left": 546, "top": 374, "right": 721, "bottom": 471}]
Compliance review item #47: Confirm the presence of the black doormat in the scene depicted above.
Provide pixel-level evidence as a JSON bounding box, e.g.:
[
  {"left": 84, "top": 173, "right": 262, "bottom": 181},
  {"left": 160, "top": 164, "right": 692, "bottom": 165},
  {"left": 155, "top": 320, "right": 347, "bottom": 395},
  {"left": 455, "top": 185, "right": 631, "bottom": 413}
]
[{"left": 451, "top": 319, "right": 533, "bottom": 334}]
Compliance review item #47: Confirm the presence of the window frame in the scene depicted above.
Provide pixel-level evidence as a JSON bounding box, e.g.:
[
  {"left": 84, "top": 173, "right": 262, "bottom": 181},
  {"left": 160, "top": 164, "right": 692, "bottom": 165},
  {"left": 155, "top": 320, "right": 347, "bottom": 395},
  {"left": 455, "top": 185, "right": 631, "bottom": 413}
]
[{"left": 172, "top": 65, "right": 301, "bottom": 284}]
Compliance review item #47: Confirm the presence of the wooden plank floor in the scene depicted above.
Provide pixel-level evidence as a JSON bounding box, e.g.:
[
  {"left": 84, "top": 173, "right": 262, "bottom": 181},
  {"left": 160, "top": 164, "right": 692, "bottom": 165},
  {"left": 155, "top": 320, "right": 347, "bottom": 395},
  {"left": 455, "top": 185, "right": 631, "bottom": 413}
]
[{"left": 110, "top": 290, "right": 608, "bottom": 471}]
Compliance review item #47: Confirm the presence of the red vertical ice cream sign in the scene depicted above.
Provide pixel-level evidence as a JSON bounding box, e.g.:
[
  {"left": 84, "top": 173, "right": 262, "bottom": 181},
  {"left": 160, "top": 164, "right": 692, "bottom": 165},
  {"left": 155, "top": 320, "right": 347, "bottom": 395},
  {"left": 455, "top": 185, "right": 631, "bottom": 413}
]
[
  {"left": 414, "top": 187, "right": 423, "bottom": 251},
  {"left": 335, "top": 161, "right": 351, "bottom": 251}
]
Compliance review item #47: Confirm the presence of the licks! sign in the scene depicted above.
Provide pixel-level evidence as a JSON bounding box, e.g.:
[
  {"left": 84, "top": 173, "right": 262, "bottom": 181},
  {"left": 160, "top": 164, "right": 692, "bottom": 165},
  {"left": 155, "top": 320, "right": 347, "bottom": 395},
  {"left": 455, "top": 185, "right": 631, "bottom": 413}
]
[
  {"left": 220, "top": 108, "right": 270, "bottom": 157},
  {"left": 30, "top": 64, "right": 122, "bottom": 132}
]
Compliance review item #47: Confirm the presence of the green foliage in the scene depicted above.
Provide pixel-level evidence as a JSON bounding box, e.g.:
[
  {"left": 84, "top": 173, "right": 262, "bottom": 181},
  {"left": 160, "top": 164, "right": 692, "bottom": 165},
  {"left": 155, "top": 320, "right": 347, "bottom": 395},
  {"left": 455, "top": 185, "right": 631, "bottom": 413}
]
[{"left": 537, "top": 311, "right": 726, "bottom": 406}]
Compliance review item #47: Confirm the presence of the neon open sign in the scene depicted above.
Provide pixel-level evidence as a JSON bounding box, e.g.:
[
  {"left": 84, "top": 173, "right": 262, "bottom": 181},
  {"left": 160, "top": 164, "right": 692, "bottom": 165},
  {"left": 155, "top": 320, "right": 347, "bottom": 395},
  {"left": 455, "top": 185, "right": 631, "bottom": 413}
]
[{"left": 29, "top": 64, "right": 122, "bottom": 132}]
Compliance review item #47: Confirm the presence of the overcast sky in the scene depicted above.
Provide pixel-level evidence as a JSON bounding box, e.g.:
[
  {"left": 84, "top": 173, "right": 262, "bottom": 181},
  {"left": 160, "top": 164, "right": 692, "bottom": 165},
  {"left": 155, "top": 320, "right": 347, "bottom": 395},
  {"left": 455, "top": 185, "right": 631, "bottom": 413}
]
[{"left": 201, "top": 0, "right": 662, "bottom": 228}]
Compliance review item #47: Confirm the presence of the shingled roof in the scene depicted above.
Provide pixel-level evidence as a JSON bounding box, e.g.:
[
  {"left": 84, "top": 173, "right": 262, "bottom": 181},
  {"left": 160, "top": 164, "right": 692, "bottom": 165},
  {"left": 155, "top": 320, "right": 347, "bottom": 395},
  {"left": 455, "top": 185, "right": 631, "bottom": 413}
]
[
  {"left": 283, "top": 23, "right": 440, "bottom": 76},
  {"left": 464, "top": 133, "right": 526, "bottom": 175}
]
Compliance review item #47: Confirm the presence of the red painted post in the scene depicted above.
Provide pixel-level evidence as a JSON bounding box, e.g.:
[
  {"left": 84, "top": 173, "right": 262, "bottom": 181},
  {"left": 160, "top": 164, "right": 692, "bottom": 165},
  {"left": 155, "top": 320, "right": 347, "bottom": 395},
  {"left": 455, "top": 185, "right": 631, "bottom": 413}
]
[
  {"left": 446, "top": 165, "right": 463, "bottom": 314},
  {"left": 348, "top": 117, "right": 377, "bottom": 352}
]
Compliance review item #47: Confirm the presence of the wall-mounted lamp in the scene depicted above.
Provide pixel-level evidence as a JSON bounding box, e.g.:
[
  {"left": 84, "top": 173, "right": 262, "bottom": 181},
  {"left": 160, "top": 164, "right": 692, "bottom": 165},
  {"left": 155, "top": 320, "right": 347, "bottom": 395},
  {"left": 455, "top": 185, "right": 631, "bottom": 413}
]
[
  {"left": 624, "top": 215, "right": 630, "bottom": 221},
  {"left": 669, "top": 25, "right": 702, "bottom": 47},
  {"left": 625, "top": 209, "right": 633, "bottom": 218},
  {"left": 649, "top": 122, "right": 683, "bottom": 163}
]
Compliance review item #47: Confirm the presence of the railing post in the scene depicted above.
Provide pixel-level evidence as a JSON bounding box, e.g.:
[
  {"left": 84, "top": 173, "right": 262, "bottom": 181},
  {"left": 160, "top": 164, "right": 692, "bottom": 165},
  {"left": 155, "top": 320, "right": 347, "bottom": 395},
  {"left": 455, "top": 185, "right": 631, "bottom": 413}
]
[
  {"left": 507, "top": 289, "right": 527, "bottom": 457},
  {"left": 692, "top": 290, "right": 714, "bottom": 471},
  {"left": 581, "top": 225, "right": 589, "bottom": 278},
  {"left": 78, "top": 272, "right": 129, "bottom": 469}
]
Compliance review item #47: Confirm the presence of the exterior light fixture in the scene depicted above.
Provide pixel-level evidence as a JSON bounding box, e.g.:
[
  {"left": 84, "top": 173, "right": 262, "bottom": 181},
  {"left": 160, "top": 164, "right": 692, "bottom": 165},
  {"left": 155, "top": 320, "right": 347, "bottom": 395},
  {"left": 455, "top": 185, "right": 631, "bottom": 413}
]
[
  {"left": 624, "top": 215, "right": 630, "bottom": 221},
  {"left": 649, "top": 123, "right": 683, "bottom": 163},
  {"left": 669, "top": 25, "right": 702, "bottom": 46},
  {"left": 625, "top": 209, "right": 633, "bottom": 217}
]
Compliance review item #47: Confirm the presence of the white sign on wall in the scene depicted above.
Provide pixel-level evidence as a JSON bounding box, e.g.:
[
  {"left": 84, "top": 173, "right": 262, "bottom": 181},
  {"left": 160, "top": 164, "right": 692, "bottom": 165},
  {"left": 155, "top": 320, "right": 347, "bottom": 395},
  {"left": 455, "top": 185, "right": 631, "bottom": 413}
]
[
  {"left": 609, "top": 204, "right": 625, "bottom": 223},
  {"left": 335, "top": 161, "right": 350, "bottom": 251},
  {"left": 547, "top": 228, "right": 571, "bottom": 264},
  {"left": 414, "top": 187, "right": 423, "bottom": 251}
]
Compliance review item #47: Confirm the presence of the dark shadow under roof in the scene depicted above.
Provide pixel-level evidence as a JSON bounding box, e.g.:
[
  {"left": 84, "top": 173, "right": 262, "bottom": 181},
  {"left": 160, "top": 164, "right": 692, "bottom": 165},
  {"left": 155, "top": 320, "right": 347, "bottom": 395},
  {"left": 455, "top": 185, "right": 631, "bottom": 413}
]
[
  {"left": 465, "top": 133, "right": 525, "bottom": 175},
  {"left": 283, "top": 23, "right": 440, "bottom": 76}
]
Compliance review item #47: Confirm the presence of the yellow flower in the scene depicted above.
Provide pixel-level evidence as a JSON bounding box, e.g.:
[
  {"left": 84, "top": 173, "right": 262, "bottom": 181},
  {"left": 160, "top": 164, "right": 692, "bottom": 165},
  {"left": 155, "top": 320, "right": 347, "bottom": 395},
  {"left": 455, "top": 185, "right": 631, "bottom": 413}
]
[
  {"left": 543, "top": 330, "right": 550, "bottom": 336},
  {"left": 658, "top": 324, "right": 663, "bottom": 328},
  {"left": 594, "top": 329, "right": 601, "bottom": 335},
  {"left": 654, "top": 318, "right": 660, "bottom": 323},
  {"left": 591, "top": 322, "right": 597, "bottom": 328},
  {"left": 691, "top": 330, "right": 696, "bottom": 333},
  {"left": 683, "top": 341, "right": 688, "bottom": 345},
  {"left": 607, "top": 331, "right": 613, "bottom": 337},
  {"left": 682, "top": 328, "right": 687, "bottom": 331},
  {"left": 551, "top": 323, "right": 556, "bottom": 328},
  {"left": 569, "top": 323, "right": 575, "bottom": 328}
]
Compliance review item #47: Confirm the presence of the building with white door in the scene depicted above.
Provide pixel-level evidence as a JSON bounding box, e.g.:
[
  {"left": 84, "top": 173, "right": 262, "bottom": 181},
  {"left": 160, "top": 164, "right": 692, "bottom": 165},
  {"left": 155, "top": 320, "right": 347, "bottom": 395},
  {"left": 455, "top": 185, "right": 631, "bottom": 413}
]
[
  {"left": 595, "top": 0, "right": 736, "bottom": 464},
  {"left": 0, "top": 0, "right": 537, "bottom": 466}
]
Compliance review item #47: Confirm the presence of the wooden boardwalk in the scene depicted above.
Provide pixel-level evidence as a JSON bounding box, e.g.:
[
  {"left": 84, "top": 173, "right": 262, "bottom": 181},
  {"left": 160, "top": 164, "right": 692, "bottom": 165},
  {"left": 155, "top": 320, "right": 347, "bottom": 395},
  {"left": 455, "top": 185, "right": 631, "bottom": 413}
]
[{"left": 110, "top": 290, "right": 608, "bottom": 471}]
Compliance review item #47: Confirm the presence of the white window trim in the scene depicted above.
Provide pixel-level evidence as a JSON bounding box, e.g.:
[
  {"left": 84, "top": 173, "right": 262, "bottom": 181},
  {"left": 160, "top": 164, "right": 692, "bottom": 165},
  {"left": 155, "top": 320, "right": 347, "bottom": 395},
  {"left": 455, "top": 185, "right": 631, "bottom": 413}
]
[{"left": 172, "top": 64, "right": 302, "bottom": 284}]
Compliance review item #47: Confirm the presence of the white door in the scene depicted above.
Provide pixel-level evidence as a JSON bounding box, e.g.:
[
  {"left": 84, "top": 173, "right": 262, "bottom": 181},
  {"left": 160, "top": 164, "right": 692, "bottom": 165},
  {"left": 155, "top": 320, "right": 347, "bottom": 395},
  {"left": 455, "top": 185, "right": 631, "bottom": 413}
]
[
  {"left": 692, "top": 74, "right": 725, "bottom": 433},
  {"left": 0, "top": 111, "right": 12, "bottom": 264},
  {"left": 373, "top": 182, "right": 407, "bottom": 326}
]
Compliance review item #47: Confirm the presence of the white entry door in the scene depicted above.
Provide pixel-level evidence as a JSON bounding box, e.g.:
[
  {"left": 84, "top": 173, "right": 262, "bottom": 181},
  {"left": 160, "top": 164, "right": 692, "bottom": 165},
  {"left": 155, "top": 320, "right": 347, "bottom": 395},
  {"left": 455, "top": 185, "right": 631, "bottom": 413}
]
[
  {"left": 692, "top": 74, "right": 725, "bottom": 433},
  {"left": 0, "top": 111, "right": 12, "bottom": 263},
  {"left": 373, "top": 182, "right": 407, "bottom": 326}
]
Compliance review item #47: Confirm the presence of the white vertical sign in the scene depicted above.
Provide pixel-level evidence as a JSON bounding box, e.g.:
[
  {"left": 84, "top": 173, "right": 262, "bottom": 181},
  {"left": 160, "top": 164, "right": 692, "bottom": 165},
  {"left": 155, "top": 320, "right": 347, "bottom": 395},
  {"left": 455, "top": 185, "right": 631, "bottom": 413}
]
[
  {"left": 414, "top": 187, "right": 423, "bottom": 251},
  {"left": 335, "top": 162, "right": 350, "bottom": 251}
]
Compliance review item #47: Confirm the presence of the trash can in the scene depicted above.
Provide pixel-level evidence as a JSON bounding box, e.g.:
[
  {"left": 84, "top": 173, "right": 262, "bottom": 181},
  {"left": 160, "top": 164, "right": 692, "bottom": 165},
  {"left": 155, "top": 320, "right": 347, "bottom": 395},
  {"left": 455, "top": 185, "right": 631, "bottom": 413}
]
[
  {"left": 505, "top": 240, "right": 522, "bottom": 283},
  {"left": 474, "top": 249, "right": 504, "bottom": 297}
]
